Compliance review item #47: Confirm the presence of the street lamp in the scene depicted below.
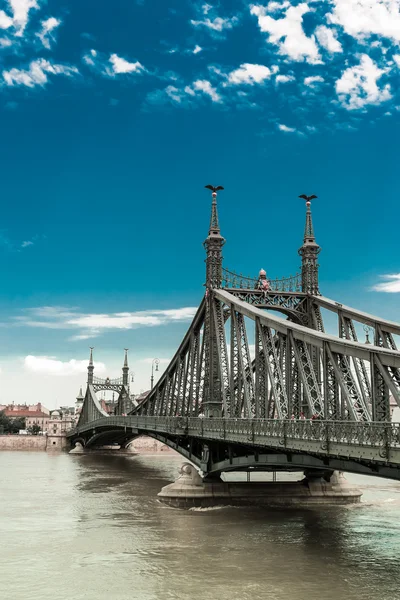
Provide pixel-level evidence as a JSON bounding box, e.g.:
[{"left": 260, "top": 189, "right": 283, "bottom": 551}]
[
  {"left": 151, "top": 358, "right": 160, "bottom": 390},
  {"left": 363, "top": 325, "right": 372, "bottom": 344}
]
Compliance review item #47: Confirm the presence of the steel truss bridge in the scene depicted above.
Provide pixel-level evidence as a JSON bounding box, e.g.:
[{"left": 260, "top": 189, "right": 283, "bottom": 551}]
[{"left": 69, "top": 189, "right": 400, "bottom": 482}]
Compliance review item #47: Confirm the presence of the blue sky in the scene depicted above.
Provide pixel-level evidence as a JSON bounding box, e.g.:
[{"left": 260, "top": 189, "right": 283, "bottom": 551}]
[{"left": 0, "top": 0, "right": 399, "bottom": 408}]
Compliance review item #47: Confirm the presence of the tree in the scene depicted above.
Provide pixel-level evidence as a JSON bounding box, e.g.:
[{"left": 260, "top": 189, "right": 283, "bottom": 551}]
[
  {"left": 11, "top": 418, "right": 26, "bottom": 433},
  {"left": 27, "top": 424, "right": 41, "bottom": 436},
  {"left": 0, "top": 411, "right": 26, "bottom": 434}
]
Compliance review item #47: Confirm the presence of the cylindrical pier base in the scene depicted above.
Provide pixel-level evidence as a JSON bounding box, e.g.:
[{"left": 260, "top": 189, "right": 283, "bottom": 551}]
[
  {"left": 69, "top": 442, "right": 85, "bottom": 454},
  {"left": 158, "top": 464, "right": 362, "bottom": 509}
]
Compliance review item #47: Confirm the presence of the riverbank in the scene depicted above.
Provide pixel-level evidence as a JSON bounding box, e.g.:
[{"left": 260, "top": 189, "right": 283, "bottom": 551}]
[
  {"left": 0, "top": 434, "right": 47, "bottom": 451},
  {"left": 0, "top": 434, "right": 173, "bottom": 453}
]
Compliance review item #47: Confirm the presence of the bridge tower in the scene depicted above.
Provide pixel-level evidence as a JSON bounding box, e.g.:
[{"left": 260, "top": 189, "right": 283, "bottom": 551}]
[
  {"left": 122, "top": 348, "right": 129, "bottom": 387},
  {"left": 204, "top": 186, "right": 225, "bottom": 289},
  {"left": 203, "top": 186, "right": 226, "bottom": 417},
  {"left": 298, "top": 196, "right": 320, "bottom": 295},
  {"left": 87, "top": 347, "right": 94, "bottom": 384},
  {"left": 120, "top": 349, "right": 130, "bottom": 414}
]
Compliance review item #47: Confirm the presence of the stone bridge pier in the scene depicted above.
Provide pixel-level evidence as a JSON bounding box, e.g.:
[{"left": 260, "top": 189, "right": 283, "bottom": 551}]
[{"left": 158, "top": 464, "right": 362, "bottom": 509}]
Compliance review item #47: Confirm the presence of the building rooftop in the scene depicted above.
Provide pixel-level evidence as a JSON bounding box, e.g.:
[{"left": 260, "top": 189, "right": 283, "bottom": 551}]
[{"left": 3, "top": 409, "right": 49, "bottom": 418}]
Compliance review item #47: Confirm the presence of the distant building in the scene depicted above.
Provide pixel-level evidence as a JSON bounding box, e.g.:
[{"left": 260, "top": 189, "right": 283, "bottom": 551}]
[
  {"left": 2, "top": 406, "right": 49, "bottom": 431},
  {"left": 135, "top": 391, "right": 151, "bottom": 404},
  {"left": 47, "top": 410, "right": 75, "bottom": 432},
  {"left": 59, "top": 406, "right": 75, "bottom": 417},
  {"left": 46, "top": 410, "right": 75, "bottom": 450},
  {"left": 0, "top": 402, "right": 49, "bottom": 415}
]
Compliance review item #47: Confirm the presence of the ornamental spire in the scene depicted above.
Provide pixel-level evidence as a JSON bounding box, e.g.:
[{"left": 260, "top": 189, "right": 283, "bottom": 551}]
[
  {"left": 303, "top": 197, "right": 315, "bottom": 241},
  {"left": 87, "top": 347, "right": 94, "bottom": 384},
  {"left": 203, "top": 185, "right": 225, "bottom": 289},
  {"left": 298, "top": 195, "right": 321, "bottom": 295},
  {"left": 205, "top": 184, "right": 223, "bottom": 234},
  {"left": 122, "top": 348, "right": 129, "bottom": 386}
]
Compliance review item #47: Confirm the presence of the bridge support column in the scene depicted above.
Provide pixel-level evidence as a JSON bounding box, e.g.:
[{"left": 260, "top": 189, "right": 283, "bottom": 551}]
[
  {"left": 158, "top": 463, "right": 226, "bottom": 508},
  {"left": 302, "top": 470, "right": 362, "bottom": 503},
  {"left": 69, "top": 442, "right": 85, "bottom": 454},
  {"left": 158, "top": 464, "right": 362, "bottom": 509}
]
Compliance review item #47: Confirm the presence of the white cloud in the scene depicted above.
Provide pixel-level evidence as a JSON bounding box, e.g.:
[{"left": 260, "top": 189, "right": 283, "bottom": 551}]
[
  {"left": 13, "top": 305, "right": 198, "bottom": 339},
  {"left": 24, "top": 355, "right": 106, "bottom": 376},
  {"left": 191, "top": 15, "right": 238, "bottom": 32},
  {"left": 304, "top": 75, "right": 324, "bottom": 86},
  {"left": 146, "top": 85, "right": 189, "bottom": 106},
  {"left": 68, "top": 314, "right": 165, "bottom": 329},
  {"left": 68, "top": 333, "right": 98, "bottom": 341},
  {"left": 371, "top": 274, "right": 400, "bottom": 293},
  {"left": 165, "top": 85, "right": 187, "bottom": 104},
  {"left": 139, "top": 357, "right": 171, "bottom": 365},
  {"left": 201, "top": 3, "right": 212, "bottom": 15},
  {"left": 21, "top": 240, "right": 33, "bottom": 248},
  {"left": 336, "top": 54, "right": 392, "bottom": 110},
  {"left": 0, "top": 10, "right": 13, "bottom": 29},
  {"left": 315, "top": 25, "right": 342, "bottom": 53},
  {"left": 327, "top": 0, "right": 400, "bottom": 44},
  {"left": 37, "top": 17, "right": 61, "bottom": 49},
  {"left": 393, "top": 55, "right": 400, "bottom": 67},
  {"left": 3, "top": 59, "right": 78, "bottom": 88},
  {"left": 109, "top": 53, "right": 145, "bottom": 75},
  {"left": 278, "top": 123, "right": 297, "bottom": 132},
  {"left": 191, "top": 79, "right": 222, "bottom": 102},
  {"left": 82, "top": 48, "right": 97, "bottom": 66},
  {"left": 250, "top": 3, "right": 321, "bottom": 63},
  {"left": 84, "top": 51, "right": 146, "bottom": 77},
  {"left": 275, "top": 74, "right": 295, "bottom": 83},
  {"left": 9, "top": 0, "right": 39, "bottom": 36},
  {"left": 227, "top": 63, "right": 272, "bottom": 85},
  {"left": 267, "top": 1, "right": 290, "bottom": 11},
  {"left": 193, "top": 44, "right": 202, "bottom": 54}
]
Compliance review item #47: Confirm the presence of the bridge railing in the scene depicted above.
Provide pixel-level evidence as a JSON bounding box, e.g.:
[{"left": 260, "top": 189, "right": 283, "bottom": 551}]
[
  {"left": 185, "top": 418, "right": 400, "bottom": 447},
  {"left": 70, "top": 416, "right": 400, "bottom": 450},
  {"left": 222, "top": 268, "right": 302, "bottom": 293}
]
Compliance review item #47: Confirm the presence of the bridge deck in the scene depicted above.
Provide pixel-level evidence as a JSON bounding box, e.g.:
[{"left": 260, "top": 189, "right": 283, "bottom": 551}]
[{"left": 69, "top": 416, "right": 400, "bottom": 469}]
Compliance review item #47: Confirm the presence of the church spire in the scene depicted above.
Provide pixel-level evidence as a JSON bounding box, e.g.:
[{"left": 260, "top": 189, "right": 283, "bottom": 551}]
[
  {"left": 298, "top": 195, "right": 321, "bottom": 295},
  {"left": 87, "top": 347, "right": 94, "bottom": 384},
  {"left": 122, "top": 348, "right": 129, "bottom": 386},
  {"left": 203, "top": 185, "right": 225, "bottom": 289}
]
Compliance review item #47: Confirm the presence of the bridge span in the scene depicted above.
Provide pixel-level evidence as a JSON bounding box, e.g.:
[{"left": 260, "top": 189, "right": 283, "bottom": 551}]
[{"left": 68, "top": 187, "right": 400, "bottom": 501}]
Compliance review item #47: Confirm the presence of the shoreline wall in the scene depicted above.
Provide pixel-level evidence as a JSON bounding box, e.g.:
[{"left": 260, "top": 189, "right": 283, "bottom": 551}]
[
  {"left": 129, "top": 436, "right": 172, "bottom": 452},
  {"left": 0, "top": 434, "right": 171, "bottom": 452},
  {"left": 0, "top": 435, "right": 47, "bottom": 451}
]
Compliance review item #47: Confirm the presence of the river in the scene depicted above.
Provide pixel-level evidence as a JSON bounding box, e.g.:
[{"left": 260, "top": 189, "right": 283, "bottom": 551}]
[{"left": 0, "top": 451, "right": 400, "bottom": 600}]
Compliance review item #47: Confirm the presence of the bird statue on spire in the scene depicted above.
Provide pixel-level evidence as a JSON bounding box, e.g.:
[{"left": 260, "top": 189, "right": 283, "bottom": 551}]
[
  {"left": 299, "top": 194, "right": 317, "bottom": 205},
  {"left": 205, "top": 185, "right": 224, "bottom": 194}
]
